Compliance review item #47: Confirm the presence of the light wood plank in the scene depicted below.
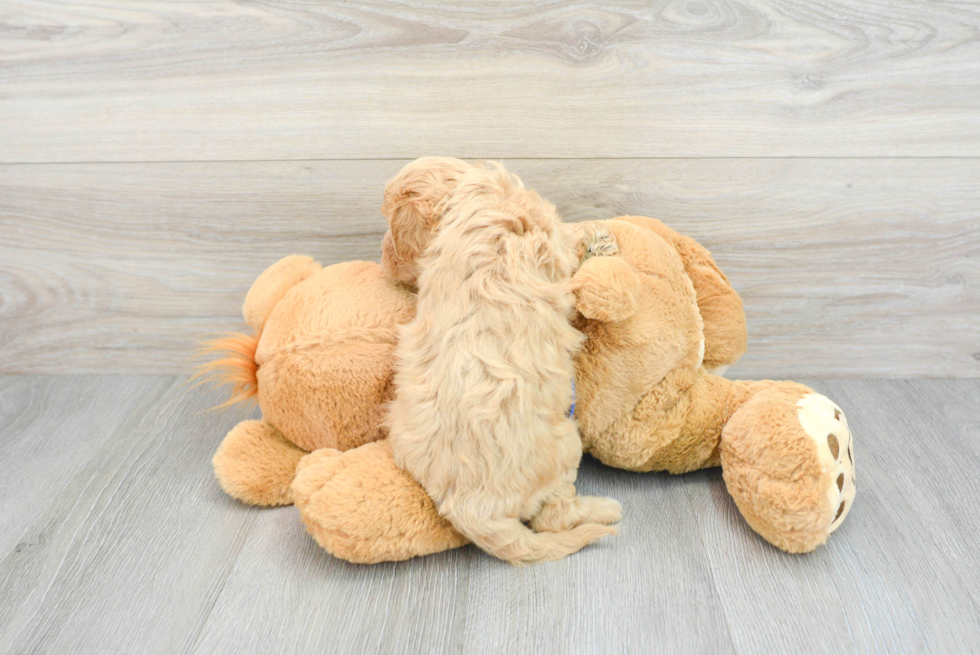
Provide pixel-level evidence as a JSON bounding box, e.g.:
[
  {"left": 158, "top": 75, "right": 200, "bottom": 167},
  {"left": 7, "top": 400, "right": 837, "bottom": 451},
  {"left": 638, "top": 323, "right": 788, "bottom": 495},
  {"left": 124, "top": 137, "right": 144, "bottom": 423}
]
[
  {"left": 2, "top": 377, "right": 980, "bottom": 653},
  {"left": 827, "top": 379, "right": 980, "bottom": 605},
  {"left": 455, "top": 461, "right": 734, "bottom": 655},
  {"left": 191, "top": 457, "right": 735, "bottom": 655},
  {"left": 0, "top": 379, "right": 262, "bottom": 654},
  {"left": 0, "top": 374, "right": 733, "bottom": 655},
  {"left": 191, "top": 515, "right": 474, "bottom": 655},
  {"left": 2, "top": 158, "right": 977, "bottom": 377},
  {"left": 2, "top": 1, "right": 980, "bottom": 162},
  {"left": 0, "top": 375, "right": 167, "bottom": 556},
  {"left": 685, "top": 379, "right": 980, "bottom": 653}
]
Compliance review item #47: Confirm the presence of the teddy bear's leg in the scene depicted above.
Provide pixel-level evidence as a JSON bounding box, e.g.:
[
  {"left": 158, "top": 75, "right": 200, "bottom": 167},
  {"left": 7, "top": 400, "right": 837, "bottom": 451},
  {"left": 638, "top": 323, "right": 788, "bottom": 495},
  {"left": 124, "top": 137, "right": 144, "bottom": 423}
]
[
  {"left": 720, "top": 381, "right": 856, "bottom": 553},
  {"left": 529, "top": 483, "right": 623, "bottom": 532},
  {"left": 291, "top": 441, "right": 468, "bottom": 563},
  {"left": 212, "top": 419, "right": 308, "bottom": 506},
  {"left": 585, "top": 368, "right": 736, "bottom": 474}
]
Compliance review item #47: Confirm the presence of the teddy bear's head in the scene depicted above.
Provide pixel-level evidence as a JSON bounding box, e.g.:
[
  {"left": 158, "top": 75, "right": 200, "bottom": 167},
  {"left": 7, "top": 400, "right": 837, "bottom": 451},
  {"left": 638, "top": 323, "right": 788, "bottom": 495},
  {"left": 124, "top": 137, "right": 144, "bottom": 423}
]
[{"left": 569, "top": 219, "right": 706, "bottom": 442}]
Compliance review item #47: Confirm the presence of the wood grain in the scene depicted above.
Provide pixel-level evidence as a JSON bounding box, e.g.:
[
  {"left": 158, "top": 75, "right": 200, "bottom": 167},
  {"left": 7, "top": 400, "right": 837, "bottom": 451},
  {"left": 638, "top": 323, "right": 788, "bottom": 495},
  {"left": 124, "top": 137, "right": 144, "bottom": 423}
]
[
  {"left": 2, "top": 1, "right": 979, "bottom": 162},
  {"left": 2, "top": 0, "right": 978, "bottom": 650},
  {"left": 451, "top": 463, "right": 734, "bottom": 655},
  {"left": 192, "top": 460, "right": 735, "bottom": 655},
  {"left": 684, "top": 378, "right": 980, "bottom": 654},
  {"left": 0, "top": 379, "right": 261, "bottom": 654},
  {"left": 2, "top": 158, "right": 977, "bottom": 377},
  {"left": 1, "top": 377, "right": 979, "bottom": 653},
  {"left": 0, "top": 375, "right": 167, "bottom": 555}
]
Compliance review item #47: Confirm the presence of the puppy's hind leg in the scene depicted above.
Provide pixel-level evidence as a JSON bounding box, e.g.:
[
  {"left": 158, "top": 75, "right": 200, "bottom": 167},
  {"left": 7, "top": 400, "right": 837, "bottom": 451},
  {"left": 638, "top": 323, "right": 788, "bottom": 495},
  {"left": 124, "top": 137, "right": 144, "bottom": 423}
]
[{"left": 530, "top": 484, "right": 622, "bottom": 533}]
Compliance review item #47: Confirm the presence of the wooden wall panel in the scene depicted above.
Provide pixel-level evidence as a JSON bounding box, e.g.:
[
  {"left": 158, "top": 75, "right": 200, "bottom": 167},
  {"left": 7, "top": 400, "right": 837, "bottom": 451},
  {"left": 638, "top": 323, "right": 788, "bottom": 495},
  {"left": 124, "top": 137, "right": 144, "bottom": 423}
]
[
  {"left": 1, "top": 1, "right": 979, "bottom": 162},
  {"left": 2, "top": 158, "right": 977, "bottom": 377}
]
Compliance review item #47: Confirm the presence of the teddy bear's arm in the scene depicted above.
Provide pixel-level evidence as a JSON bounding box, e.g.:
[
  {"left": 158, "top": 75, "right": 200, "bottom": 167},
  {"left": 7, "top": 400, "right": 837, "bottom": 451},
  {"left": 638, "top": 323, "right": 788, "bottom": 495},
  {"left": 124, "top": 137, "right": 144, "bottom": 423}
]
[
  {"left": 615, "top": 216, "right": 747, "bottom": 371},
  {"left": 213, "top": 419, "right": 308, "bottom": 506},
  {"left": 571, "top": 255, "right": 643, "bottom": 323}
]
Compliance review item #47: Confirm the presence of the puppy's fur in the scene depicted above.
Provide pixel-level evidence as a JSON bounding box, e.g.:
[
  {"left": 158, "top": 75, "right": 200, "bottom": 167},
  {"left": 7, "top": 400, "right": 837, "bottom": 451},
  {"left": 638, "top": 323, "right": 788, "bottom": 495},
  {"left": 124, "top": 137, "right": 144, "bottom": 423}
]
[
  {"left": 381, "top": 157, "right": 471, "bottom": 286},
  {"left": 387, "top": 162, "right": 621, "bottom": 565}
]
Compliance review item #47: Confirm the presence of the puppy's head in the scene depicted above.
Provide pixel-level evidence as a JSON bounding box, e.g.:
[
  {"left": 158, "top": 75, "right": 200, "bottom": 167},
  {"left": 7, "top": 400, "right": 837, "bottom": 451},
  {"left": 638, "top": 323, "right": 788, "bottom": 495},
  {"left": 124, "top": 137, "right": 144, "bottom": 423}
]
[
  {"left": 381, "top": 157, "right": 473, "bottom": 285},
  {"left": 445, "top": 162, "right": 562, "bottom": 235},
  {"left": 438, "top": 162, "right": 579, "bottom": 282}
]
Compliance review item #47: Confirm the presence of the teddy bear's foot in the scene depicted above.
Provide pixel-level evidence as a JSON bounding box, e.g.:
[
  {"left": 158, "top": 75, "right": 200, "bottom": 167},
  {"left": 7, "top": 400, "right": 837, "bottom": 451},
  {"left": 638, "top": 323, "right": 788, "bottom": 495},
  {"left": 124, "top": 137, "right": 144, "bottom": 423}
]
[
  {"left": 291, "top": 440, "right": 468, "bottom": 564},
  {"left": 797, "top": 392, "right": 856, "bottom": 535},
  {"left": 212, "top": 419, "right": 309, "bottom": 506},
  {"left": 721, "top": 383, "right": 856, "bottom": 553}
]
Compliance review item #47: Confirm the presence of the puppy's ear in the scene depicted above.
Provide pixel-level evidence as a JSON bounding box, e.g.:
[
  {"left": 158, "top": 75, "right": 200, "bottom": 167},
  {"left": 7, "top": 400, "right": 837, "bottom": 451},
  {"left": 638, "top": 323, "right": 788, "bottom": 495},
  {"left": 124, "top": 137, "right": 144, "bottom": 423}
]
[
  {"left": 380, "top": 229, "right": 412, "bottom": 285},
  {"left": 381, "top": 157, "right": 471, "bottom": 284}
]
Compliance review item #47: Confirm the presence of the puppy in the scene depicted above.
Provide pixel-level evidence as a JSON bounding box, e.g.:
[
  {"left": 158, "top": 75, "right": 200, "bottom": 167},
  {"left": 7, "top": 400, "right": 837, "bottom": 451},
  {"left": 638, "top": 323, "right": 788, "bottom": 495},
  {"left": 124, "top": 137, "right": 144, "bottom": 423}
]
[{"left": 386, "top": 162, "right": 622, "bottom": 565}]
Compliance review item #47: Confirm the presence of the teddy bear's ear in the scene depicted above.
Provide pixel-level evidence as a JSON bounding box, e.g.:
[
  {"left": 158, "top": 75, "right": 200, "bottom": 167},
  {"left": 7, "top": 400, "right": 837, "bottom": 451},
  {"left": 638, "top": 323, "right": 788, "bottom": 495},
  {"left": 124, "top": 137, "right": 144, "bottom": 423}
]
[{"left": 572, "top": 256, "right": 643, "bottom": 323}]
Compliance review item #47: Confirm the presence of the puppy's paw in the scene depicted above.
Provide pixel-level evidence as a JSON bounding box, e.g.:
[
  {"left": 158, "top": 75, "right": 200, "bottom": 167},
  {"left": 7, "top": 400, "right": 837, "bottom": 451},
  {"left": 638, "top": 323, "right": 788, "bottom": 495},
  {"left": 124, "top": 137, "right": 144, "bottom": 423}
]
[
  {"left": 578, "top": 495, "right": 623, "bottom": 526},
  {"left": 530, "top": 493, "right": 623, "bottom": 532}
]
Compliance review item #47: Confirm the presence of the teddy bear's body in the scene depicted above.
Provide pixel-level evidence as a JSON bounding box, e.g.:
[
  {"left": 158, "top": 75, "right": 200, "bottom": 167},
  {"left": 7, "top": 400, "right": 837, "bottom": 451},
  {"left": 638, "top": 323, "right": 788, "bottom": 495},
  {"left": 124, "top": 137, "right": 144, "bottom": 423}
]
[
  {"left": 210, "top": 208, "right": 854, "bottom": 562},
  {"left": 210, "top": 258, "right": 413, "bottom": 505}
]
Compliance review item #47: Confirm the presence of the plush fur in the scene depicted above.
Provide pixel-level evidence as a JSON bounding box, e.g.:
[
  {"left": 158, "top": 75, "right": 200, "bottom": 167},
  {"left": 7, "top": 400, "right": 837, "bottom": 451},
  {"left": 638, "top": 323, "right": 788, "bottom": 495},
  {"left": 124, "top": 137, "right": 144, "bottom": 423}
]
[
  {"left": 292, "top": 442, "right": 468, "bottom": 563},
  {"left": 289, "top": 211, "right": 854, "bottom": 559},
  {"left": 203, "top": 157, "right": 855, "bottom": 561},
  {"left": 388, "top": 163, "right": 620, "bottom": 565},
  {"left": 203, "top": 258, "right": 416, "bottom": 505},
  {"left": 212, "top": 420, "right": 307, "bottom": 505}
]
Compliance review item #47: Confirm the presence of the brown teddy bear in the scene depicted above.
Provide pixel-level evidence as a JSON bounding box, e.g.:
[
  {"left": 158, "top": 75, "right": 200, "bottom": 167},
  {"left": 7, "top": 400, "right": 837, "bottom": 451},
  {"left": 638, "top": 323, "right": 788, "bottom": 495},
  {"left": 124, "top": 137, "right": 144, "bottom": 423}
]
[
  {"left": 201, "top": 257, "right": 415, "bottom": 506},
  {"left": 204, "top": 158, "right": 855, "bottom": 563}
]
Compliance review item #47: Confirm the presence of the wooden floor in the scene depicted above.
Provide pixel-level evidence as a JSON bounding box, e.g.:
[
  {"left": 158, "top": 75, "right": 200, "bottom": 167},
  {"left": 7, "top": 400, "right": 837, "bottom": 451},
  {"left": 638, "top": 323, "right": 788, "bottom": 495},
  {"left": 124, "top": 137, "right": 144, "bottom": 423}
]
[{"left": 1, "top": 375, "right": 978, "bottom": 654}]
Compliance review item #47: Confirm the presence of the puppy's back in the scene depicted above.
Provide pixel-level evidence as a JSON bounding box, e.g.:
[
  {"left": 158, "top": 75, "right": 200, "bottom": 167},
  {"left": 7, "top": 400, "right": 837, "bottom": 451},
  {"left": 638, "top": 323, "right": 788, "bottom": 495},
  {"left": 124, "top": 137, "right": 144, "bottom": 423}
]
[{"left": 388, "top": 163, "right": 616, "bottom": 565}]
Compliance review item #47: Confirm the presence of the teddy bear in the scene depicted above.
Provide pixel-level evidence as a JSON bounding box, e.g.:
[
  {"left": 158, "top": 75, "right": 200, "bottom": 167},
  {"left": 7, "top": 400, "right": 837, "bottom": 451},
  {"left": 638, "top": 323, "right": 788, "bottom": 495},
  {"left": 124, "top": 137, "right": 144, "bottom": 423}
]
[
  {"left": 200, "top": 256, "right": 416, "bottom": 506},
  {"left": 203, "top": 158, "right": 856, "bottom": 563}
]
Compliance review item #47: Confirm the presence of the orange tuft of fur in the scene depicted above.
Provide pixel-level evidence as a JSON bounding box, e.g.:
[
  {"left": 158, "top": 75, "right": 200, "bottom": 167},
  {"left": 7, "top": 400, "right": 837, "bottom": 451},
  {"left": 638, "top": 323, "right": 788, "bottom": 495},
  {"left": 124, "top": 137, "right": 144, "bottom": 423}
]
[{"left": 193, "top": 332, "right": 260, "bottom": 409}]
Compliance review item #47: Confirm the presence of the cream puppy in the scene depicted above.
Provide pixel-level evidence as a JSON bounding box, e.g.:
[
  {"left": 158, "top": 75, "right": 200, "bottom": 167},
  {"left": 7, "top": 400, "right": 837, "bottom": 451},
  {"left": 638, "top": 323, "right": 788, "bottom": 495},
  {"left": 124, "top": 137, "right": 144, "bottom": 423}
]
[{"left": 387, "top": 162, "right": 621, "bottom": 565}]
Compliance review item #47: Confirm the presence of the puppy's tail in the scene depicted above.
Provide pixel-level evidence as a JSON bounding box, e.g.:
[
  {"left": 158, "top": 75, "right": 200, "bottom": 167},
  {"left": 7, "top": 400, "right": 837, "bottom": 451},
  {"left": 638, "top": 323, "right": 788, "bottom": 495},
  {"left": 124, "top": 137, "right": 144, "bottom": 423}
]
[{"left": 450, "top": 514, "right": 616, "bottom": 566}]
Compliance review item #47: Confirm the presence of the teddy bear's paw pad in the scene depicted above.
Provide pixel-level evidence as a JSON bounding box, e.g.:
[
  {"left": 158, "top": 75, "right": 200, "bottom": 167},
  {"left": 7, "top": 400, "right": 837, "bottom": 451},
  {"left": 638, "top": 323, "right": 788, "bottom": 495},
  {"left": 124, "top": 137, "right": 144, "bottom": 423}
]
[{"left": 796, "top": 393, "right": 855, "bottom": 535}]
